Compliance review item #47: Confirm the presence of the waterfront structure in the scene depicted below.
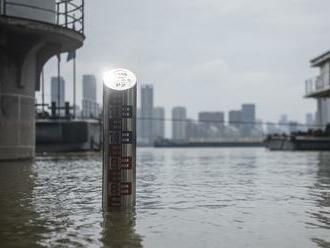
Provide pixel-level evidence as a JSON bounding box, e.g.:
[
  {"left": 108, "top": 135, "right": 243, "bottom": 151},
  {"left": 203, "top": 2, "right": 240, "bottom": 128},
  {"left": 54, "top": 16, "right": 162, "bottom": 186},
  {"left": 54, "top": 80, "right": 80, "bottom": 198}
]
[
  {"left": 36, "top": 119, "right": 100, "bottom": 152},
  {"left": 82, "top": 74, "right": 99, "bottom": 119},
  {"left": 241, "top": 104, "right": 256, "bottom": 136},
  {"left": 153, "top": 107, "right": 165, "bottom": 140},
  {"left": 140, "top": 85, "right": 154, "bottom": 145},
  {"left": 172, "top": 106, "right": 187, "bottom": 141},
  {"left": 305, "top": 50, "right": 330, "bottom": 129},
  {"left": 51, "top": 76, "right": 65, "bottom": 115},
  {"left": 0, "top": 0, "right": 85, "bottom": 161}
]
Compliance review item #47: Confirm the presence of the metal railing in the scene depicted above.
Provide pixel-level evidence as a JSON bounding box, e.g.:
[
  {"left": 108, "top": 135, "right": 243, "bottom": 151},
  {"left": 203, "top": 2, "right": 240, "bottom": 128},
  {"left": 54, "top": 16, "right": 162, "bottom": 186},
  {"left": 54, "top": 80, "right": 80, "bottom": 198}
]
[
  {"left": 56, "top": 0, "right": 84, "bottom": 34},
  {"left": 305, "top": 74, "right": 330, "bottom": 96},
  {"left": 0, "top": 0, "right": 84, "bottom": 35}
]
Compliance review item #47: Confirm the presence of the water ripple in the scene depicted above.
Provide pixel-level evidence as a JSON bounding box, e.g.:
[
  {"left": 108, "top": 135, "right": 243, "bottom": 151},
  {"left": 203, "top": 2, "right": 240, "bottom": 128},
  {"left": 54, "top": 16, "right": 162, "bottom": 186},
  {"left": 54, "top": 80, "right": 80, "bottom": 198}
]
[{"left": 0, "top": 149, "right": 330, "bottom": 247}]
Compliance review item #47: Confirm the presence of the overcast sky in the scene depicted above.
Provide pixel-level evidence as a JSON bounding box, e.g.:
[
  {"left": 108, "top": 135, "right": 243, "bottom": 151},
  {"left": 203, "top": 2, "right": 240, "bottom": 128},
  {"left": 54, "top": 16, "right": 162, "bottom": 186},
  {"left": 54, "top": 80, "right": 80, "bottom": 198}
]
[{"left": 40, "top": 0, "right": 330, "bottom": 123}]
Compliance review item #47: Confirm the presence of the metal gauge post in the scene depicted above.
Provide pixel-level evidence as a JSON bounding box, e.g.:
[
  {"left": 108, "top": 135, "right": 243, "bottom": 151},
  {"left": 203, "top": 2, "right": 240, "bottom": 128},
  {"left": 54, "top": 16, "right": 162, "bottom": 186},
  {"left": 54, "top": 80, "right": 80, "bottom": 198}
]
[{"left": 102, "top": 69, "right": 137, "bottom": 210}]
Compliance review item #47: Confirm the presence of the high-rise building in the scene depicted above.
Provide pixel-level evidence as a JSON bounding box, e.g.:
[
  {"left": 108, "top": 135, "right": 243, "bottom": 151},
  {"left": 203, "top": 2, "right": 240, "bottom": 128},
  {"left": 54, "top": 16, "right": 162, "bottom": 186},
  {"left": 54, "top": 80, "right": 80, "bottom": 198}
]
[
  {"left": 172, "top": 106, "right": 187, "bottom": 141},
  {"left": 83, "top": 75, "right": 97, "bottom": 101},
  {"left": 186, "top": 119, "right": 201, "bottom": 141},
  {"left": 279, "top": 114, "right": 288, "bottom": 124},
  {"left": 255, "top": 119, "right": 264, "bottom": 135},
  {"left": 241, "top": 104, "right": 256, "bottom": 136},
  {"left": 141, "top": 85, "right": 154, "bottom": 145},
  {"left": 51, "top": 76, "right": 65, "bottom": 115},
  {"left": 198, "top": 111, "right": 224, "bottom": 138},
  {"left": 153, "top": 107, "right": 165, "bottom": 140},
  {"left": 229, "top": 110, "right": 242, "bottom": 130},
  {"left": 198, "top": 112, "right": 224, "bottom": 129},
  {"left": 82, "top": 74, "right": 99, "bottom": 118}
]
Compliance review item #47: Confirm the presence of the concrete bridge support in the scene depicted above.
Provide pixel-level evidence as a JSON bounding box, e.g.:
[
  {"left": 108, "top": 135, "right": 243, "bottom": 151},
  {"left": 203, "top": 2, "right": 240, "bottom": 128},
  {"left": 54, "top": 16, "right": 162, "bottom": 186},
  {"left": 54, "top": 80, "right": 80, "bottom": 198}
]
[{"left": 0, "top": 17, "right": 84, "bottom": 161}]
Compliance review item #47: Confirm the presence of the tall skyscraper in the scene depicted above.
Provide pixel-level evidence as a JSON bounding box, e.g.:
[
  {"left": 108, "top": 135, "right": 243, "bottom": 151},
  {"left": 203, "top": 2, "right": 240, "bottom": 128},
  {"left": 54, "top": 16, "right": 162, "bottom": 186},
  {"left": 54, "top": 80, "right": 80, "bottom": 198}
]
[
  {"left": 141, "top": 85, "right": 154, "bottom": 145},
  {"left": 51, "top": 76, "right": 65, "bottom": 107},
  {"left": 172, "top": 106, "right": 187, "bottom": 141},
  {"left": 51, "top": 76, "right": 65, "bottom": 115},
  {"left": 153, "top": 107, "right": 165, "bottom": 140},
  {"left": 82, "top": 74, "right": 99, "bottom": 118},
  {"left": 241, "top": 104, "right": 256, "bottom": 136}
]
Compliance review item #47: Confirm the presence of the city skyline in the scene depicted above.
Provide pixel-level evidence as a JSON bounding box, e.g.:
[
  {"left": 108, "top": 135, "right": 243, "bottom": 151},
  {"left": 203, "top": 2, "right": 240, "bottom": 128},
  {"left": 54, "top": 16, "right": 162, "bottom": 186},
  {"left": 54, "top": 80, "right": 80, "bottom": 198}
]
[
  {"left": 39, "top": 76, "right": 315, "bottom": 126},
  {"left": 37, "top": 0, "right": 330, "bottom": 124},
  {"left": 43, "top": 76, "right": 314, "bottom": 129},
  {"left": 134, "top": 84, "right": 314, "bottom": 141}
]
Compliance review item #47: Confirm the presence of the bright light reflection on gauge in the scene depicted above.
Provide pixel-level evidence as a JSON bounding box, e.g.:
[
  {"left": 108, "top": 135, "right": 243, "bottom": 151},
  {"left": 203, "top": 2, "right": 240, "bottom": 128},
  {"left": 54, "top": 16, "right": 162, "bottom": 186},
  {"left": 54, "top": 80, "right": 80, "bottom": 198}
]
[{"left": 103, "top": 68, "right": 137, "bottom": 91}]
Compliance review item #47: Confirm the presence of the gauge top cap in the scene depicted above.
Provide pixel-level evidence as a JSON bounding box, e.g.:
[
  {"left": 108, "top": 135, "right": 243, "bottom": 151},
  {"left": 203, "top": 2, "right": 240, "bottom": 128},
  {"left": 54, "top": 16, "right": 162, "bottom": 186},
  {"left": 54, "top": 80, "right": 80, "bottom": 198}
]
[{"left": 103, "top": 68, "right": 137, "bottom": 91}]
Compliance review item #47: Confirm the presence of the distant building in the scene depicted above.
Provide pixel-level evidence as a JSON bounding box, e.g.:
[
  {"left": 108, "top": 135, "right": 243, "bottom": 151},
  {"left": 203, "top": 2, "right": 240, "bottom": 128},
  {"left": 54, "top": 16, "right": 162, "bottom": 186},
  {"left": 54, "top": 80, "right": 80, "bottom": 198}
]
[
  {"left": 186, "top": 119, "right": 201, "bottom": 141},
  {"left": 153, "top": 107, "right": 165, "bottom": 140},
  {"left": 229, "top": 110, "right": 242, "bottom": 130},
  {"left": 82, "top": 74, "right": 99, "bottom": 119},
  {"left": 141, "top": 85, "right": 154, "bottom": 145},
  {"left": 51, "top": 76, "right": 65, "bottom": 115},
  {"left": 305, "top": 113, "right": 315, "bottom": 129},
  {"left": 255, "top": 119, "right": 264, "bottom": 135},
  {"left": 279, "top": 114, "right": 289, "bottom": 133},
  {"left": 172, "top": 106, "right": 187, "bottom": 141},
  {"left": 241, "top": 104, "right": 256, "bottom": 136},
  {"left": 51, "top": 76, "right": 65, "bottom": 107},
  {"left": 198, "top": 112, "right": 224, "bottom": 130}
]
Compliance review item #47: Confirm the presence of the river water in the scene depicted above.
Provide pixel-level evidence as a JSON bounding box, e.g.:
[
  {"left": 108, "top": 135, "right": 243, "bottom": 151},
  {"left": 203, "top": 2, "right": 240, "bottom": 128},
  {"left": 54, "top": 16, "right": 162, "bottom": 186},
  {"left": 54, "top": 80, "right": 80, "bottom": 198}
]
[{"left": 0, "top": 148, "right": 329, "bottom": 248}]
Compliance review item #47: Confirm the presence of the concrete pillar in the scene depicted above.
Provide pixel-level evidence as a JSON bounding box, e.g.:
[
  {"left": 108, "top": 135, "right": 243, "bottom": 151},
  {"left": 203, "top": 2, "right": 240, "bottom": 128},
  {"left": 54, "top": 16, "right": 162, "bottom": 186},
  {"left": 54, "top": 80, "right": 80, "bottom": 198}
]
[
  {"left": 0, "top": 66, "right": 36, "bottom": 160},
  {"left": 0, "top": 18, "right": 84, "bottom": 161},
  {"left": 316, "top": 98, "right": 330, "bottom": 129},
  {"left": 325, "top": 98, "right": 330, "bottom": 126},
  {"left": 316, "top": 99, "right": 323, "bottom": 128},
  {"left": 0, "top": 36, "right": 43, "bottom": 160}
]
